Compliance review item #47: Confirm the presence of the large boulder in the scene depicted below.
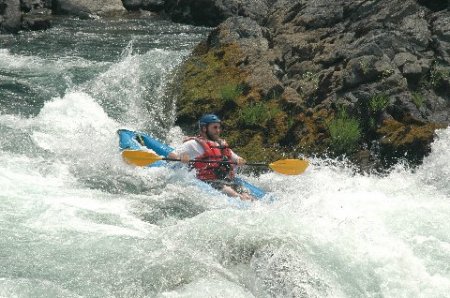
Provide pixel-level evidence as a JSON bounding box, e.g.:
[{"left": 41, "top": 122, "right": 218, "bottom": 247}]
[
  {"left": 20, "top": 0, "right": 52, "bottom": 12},
  {"left": 20, "top": 0, "right": 52, "bottom": 31},
  {"left": 122, "top": 0, "right": 164, "bottom": 12},
  {"left": 0, "top": 0, "right": 21, "bottom": 33},
  {"left": 53, "top": 0, "right": 126, "bottom": 17},
  {"left": 172, "top": 0, "right": 450, "bottom": 169},
  {"left": 164, "top": 0, "right": 274, "bottom": 26}
]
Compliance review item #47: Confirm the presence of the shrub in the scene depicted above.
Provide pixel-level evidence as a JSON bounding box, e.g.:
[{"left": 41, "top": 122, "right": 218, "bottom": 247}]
[
  {"left": 369, "top": 93, "right": 390, "bottom": 114},
  {"left": 220, "top": 84, "right": 242, "bottom": 102},
  {"left": 239, "top": 102, "right": 279, "bottom": 126},
  {"left": 328, "top": 110, "right": 361, "bottom": 155},
  {"left": 411, "top": 92, "right": 425, "bottom": 108},
  {"left": 430, "top": 65, "right": 447, "bottom": 87}
]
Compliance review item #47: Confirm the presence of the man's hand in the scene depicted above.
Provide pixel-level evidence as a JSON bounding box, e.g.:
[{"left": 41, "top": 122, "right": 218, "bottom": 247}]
[
  {"left": 180, "top": 153, "right": 190, "bottom": 163},
  {"left": 236, "top": 157, "right": 246, "bottom": 166},
  {"left": 168, "top": 152, "right": 190, "bottom": 163}
]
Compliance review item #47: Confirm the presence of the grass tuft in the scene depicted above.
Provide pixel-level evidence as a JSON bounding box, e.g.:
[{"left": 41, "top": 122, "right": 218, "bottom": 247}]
[{"left": 328, "top": 109, "right": 361, "bottom": 155}]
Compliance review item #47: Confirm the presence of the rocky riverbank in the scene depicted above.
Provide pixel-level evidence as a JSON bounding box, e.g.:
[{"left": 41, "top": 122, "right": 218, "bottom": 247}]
[{"left": 169, "top": 0, "right": 450, "bottom": 170}]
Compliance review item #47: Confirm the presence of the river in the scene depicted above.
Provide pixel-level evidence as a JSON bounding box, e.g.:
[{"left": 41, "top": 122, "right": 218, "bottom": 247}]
[{"left": 0, "top": 16, "right": 449, "bottom": 297}]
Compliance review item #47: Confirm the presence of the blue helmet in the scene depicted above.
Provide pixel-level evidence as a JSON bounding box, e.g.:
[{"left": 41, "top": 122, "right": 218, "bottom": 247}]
[{"left": 199, "top": 114, "right": 221, "bottom": 127}]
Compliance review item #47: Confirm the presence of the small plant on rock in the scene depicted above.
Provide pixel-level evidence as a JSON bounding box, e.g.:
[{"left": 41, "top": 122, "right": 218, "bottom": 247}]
[
  {"left": 239, "top": 102, "right": 281, "bottom": 127},
  {"left": 429, "top": 65, "right": 450, "bottom": 88},
  {"left": 411, "top": 92, "right": 425, "bottom": 108},
  {"left": 328, "top": 109, "right": 361, "bottom": 155},
  {"left": 220, "top": 84, "right": 242, "bottom": 102},
  {"left": 369, "top": 93, "right": 390, "bottom": 114}
]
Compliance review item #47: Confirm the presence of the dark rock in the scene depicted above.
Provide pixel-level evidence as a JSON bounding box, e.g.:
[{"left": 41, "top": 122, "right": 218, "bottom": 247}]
[
  {"left": 210, "top": 17, "right": 280, "bottom": 98},
  {"left": 288, "top": 0, "right": 344, "bottom": 30},
  {"left": 0, "top": 0, "right": 21, "bottom": 33},
  {"left": 399, "top": 13, "right": 430, "bottom": 50},
  {"left": 432, "top": 12, "right": 450, "bottom": 43},
  {"left": 53, "top": 0, "right": 126, "bottom": 17},
  {"left": 432, "top": 11, "right": 450, "bottom": 64},
  {"left": 164, "top": 0, "right": 273, "bottom": 27},
  {"left": 393, "top": 52, "right": 418, "bottom": 68},
  {"left": 19, "top": 0, "right": 49, "bottom": 12},
  {"left": 122, "top": 0, "right": 164, "bottom": 12},
  {"left": 417, "top": 0, "right": 449, "bottom": 12},
  {"left": 281, "top": 86, "right": 303, "bottom": 107},
  {"left": 403, "top": 62, "right": 422, "bottom": 77},
  {"left": 21, "top": 12, "right": 50, "bottom": 30},
  {"left": 20, "top": 0, "right": 31, "bottom": 12}
]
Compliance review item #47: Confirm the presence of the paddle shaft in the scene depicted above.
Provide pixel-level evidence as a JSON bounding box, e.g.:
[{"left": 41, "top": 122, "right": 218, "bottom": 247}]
[
  {"left": 162, "top": 157, "right": 267, "bottom": 167},
  {"left": 122, "top": 150, "right": 308, "bottom": 175}
]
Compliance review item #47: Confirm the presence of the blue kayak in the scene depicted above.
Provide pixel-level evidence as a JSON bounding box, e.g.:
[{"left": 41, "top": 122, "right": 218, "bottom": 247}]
[{"left": 117, "top": 129, "right": 269, "bottom": 202}]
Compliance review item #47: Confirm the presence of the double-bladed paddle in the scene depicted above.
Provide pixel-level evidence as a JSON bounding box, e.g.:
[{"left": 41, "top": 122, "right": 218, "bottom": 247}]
[{"left": 121, "top": 150, "right": 309, "bottom": 175}]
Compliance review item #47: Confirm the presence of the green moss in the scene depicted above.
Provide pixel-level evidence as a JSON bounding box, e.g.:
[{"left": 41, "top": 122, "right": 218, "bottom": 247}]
[
  {"left": 377, "top": 119, "right": 441, "bottom": 146},
  {"left": 267, "top": 109, "right": 289, "bottom": 144},
  {"left": 295, "top": 109, "right": 330, "bottom": 150},
  {"left": 234, "top": 134, "right": 285, "bottom": 163},
  {"left": 177, "top": 43, "right": 248, "bottom": 120}
]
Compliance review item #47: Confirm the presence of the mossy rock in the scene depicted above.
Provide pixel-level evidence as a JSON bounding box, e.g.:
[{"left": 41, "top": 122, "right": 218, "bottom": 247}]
[
  {"left": 295, "top": 108, "right": 332, "bottom": 153},
  {"left": 176, "top": 42, "right": 249, "bottom": 126},
  {"left": 234, "top": 134, "right": 287, "bottom": 163},
  {"left": 376, "top": 119, "right": 446, "bottom": 166},
  {"left": 172, "top": 38, "right": 297, "bottom": 163}
]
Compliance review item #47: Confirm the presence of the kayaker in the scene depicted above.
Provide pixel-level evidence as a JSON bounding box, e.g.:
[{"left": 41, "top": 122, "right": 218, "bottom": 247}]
[{"left": 167, "top": 114, "right": 254, "bottom": 201}]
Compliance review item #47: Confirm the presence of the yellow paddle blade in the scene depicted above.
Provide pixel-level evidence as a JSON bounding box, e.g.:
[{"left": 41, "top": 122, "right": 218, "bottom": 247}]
[
  {"left": 121, "top": 150, "right": 162, "bottom": 166},
  {"left": 268, "top": 159, "right": 309, "bottom": 175}
]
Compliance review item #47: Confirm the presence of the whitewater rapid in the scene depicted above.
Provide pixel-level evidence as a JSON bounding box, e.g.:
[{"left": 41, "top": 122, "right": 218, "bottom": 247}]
[{"left": 1, "top": 16, "right": 449, "bottom": 298}]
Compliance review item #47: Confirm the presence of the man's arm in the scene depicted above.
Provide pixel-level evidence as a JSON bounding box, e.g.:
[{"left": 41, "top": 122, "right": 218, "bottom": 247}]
[
  {"left": 168, "top": 140, "right": 203, "bottom": 163},
  {"left": 168, "top": 148, "right": 190, "bottom": 163}
]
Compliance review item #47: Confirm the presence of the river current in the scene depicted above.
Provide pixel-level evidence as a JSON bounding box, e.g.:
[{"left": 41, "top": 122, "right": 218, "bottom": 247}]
[{"left": 0, "top": 16, "right": 449, "bottom": 298}]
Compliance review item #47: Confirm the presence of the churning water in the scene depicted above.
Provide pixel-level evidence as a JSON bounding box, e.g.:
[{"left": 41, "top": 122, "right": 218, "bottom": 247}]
[{"left": 0, "top": 16, "right": 449, "bottom": 298}]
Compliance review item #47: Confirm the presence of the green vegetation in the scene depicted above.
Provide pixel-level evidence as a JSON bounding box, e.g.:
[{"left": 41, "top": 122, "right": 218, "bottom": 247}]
[
  {"left": 267, "top": 89, "right": 282, "bottom": 101},
  {"left": 429, "top": 65, "right": 450, "bottom": 88},
  {"left": 381, "top": 68, "right": 395, "bottom": 78},
  {"left": 239, "top": 102, "right": 281, "bottom": 126},
  {"left": 369, "top": 93, "right": 390, "bottom": 114},
  {"left": 220, "top": 84, "right": 243, "bottom": 102},
  {"left": 368, "top": 117, "right": 376, "bottom": 130},
  {"left": 328, "top": 109, "right": 361, "bottom": 155},
  {"left": 359, "top": 59, "right": 369, "bottom": 75},
  {"left": 287, "top": 117, "right": 295, "bottom": 130},
  {"left": 177, "top": 43, "right": 248, "bottom": 120},
  {"left": 301, "top": 71, "right": 320, "bottom": 90},
  {"left": 412, "top": 92, "right": 425, "bottom": 108}
]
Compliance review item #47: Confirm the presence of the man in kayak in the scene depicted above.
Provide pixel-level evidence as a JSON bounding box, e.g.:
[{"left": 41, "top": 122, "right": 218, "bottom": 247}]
[{"left": 168, "top": 114, "right": 254, "bottom": 201}]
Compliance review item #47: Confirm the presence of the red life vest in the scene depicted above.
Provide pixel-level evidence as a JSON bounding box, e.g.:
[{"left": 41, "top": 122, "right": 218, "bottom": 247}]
[{"left": 185, "top": 136, "right": 235, "bottom": 181}]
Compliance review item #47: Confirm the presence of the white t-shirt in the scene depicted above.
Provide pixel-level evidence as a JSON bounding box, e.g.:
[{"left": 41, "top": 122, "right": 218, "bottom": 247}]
[{"left": 172, "top": 139, "right": 240, "bottom": 162}]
